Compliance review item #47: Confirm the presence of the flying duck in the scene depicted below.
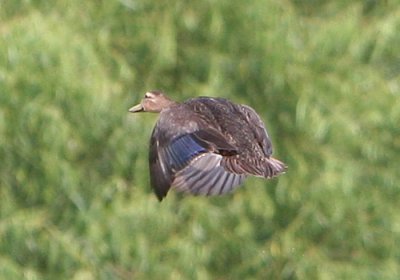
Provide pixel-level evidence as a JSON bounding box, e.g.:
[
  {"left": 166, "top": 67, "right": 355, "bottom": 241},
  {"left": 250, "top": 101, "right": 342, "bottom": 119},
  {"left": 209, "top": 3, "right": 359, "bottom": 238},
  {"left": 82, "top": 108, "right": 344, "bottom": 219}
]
[{"left": 129, "top": 90, "right": 286, "bottom": 201}]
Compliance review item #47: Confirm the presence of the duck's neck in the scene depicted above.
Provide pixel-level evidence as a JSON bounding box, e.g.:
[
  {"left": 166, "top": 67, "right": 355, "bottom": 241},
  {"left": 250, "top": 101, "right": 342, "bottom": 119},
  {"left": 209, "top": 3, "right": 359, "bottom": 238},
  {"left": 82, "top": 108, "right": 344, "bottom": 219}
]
[{"left": 158, "top": 96, "right": 177, "bottom": 110}]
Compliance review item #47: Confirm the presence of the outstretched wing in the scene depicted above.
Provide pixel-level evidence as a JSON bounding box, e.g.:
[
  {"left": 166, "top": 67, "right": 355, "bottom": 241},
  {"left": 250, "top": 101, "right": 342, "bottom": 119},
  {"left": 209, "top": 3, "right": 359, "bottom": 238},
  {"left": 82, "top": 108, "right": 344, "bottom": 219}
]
[
  {"left": 238, "top": 104, "right": 273, "bottom": 156},
  {"left": 149, "top": 127, "right": 245, "bottom": 200},
  {"left": 173, "top": 152, "right": 246, "bottom": 196},
  {"left": 149, "top": 126, "right": 173, "bottom": 200}
]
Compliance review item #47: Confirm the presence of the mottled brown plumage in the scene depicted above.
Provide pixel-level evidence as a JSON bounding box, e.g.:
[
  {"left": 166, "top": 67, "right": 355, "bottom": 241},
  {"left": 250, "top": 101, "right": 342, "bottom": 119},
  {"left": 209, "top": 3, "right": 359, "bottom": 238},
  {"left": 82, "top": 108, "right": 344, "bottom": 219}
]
[{"left": 129, "top": 90, "right": 286, "bottom": 200}]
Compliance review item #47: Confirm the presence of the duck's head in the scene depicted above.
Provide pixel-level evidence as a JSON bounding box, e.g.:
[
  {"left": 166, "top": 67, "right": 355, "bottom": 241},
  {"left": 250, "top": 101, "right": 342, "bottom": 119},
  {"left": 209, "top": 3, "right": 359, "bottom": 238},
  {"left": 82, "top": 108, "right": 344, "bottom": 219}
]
[{"left": 129, "top": 90, "right": 175, "bottom": 113}]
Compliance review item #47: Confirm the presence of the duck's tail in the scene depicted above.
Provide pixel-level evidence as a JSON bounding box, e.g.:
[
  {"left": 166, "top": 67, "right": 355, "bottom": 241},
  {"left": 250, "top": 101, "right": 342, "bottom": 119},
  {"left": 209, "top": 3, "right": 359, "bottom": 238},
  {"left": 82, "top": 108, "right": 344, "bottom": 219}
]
[{"left": 265, "top": 157, "right": 287, "bottom": 178}]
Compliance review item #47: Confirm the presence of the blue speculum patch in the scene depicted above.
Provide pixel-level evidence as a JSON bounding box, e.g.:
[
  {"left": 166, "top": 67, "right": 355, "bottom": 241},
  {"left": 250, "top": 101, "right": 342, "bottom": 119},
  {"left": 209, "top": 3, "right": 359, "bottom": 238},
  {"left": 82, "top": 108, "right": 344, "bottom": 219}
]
[{"left": 167, "top": 134, "right": 207, "bottom": 170}]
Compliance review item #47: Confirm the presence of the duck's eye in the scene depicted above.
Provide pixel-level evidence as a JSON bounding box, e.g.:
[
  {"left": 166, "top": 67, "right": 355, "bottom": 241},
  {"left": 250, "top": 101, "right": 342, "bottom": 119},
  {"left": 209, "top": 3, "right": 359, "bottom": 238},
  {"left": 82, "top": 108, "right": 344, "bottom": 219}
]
[{"left": 144, "top": 94, "right": 150, "bottom": 99}]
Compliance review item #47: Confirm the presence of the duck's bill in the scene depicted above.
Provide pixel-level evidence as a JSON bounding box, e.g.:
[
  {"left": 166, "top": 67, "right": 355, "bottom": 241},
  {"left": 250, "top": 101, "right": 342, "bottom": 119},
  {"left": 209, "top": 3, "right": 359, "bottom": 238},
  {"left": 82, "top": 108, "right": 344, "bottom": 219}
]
[{"left": 129, "top": 103, "right": 144, "bottom": 113}]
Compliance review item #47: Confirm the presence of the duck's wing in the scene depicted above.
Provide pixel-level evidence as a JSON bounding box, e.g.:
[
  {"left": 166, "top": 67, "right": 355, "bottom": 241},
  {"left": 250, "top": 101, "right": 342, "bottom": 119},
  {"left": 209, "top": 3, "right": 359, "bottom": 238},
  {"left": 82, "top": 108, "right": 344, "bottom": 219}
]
[
  {"left": 173, "top": 152, "right": 246, "bottom": 196},
  {"left": 149, "top": 126, "right": 173, "bottom": 200},
  {"left": 238, "top": 104, "right": 273, "bottom": 156},
  {"left": 150, "top": 127, "right": 246, "bottom": 199},
  {"left": 190, "top": 129, "right": 237, "bottom": 156},
  {"left": 169, "top": 131, "right": 246, "bottom": 196},
  {"left": 229, "top": 104, "right": 286, "bottom": 178}
]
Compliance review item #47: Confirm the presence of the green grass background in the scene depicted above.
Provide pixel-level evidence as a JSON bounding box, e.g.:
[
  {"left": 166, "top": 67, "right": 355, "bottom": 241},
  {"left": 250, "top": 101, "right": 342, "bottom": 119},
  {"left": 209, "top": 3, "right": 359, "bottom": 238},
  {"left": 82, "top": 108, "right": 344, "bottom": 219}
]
[{"left": 1, "top": 0, "right": 399, "bottom": 279}]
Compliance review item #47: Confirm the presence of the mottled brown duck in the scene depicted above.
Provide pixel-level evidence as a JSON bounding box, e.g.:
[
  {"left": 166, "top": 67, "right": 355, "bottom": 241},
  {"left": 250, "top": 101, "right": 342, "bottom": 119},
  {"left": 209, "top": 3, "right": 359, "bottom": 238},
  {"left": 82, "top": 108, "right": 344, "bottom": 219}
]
[{"left": 129, "top": 90, "right": 286, "bottom": 201}]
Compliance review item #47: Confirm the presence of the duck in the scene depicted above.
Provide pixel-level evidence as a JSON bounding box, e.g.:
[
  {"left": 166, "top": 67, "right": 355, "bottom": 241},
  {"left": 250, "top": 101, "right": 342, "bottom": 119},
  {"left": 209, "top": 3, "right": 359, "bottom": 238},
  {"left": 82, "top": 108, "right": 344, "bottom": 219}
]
[{"left": 129, "top": 90, "right": 286, "bottom": 201}]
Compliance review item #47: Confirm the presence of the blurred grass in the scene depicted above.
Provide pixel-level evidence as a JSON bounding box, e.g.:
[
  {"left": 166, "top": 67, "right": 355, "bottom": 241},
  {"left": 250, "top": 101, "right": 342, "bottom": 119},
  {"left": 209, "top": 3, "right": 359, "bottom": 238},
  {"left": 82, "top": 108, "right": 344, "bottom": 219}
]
[{"left": 1, "top": 0, "right": 400, "bottom": 279}]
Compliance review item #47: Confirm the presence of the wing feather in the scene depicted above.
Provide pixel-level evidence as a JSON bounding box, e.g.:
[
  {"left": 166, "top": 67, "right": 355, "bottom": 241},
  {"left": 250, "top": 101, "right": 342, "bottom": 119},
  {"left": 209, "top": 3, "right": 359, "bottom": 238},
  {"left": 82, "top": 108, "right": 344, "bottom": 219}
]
[
  {"left": 239, "top": 104, "right": 273, "bottom": 156},
  {"left": 149, "top": 128, "right": 172, "bottom": 200},
  {"left": 173, "top": 153, "right": 246, "bottom": 196}
]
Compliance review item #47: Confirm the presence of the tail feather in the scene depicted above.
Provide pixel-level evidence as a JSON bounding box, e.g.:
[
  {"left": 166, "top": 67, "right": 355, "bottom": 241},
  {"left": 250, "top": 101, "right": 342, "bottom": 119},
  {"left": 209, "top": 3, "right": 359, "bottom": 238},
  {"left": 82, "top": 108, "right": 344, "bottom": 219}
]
[{"left": 265, "top": 157, "right": 287, "bottom": 178}]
